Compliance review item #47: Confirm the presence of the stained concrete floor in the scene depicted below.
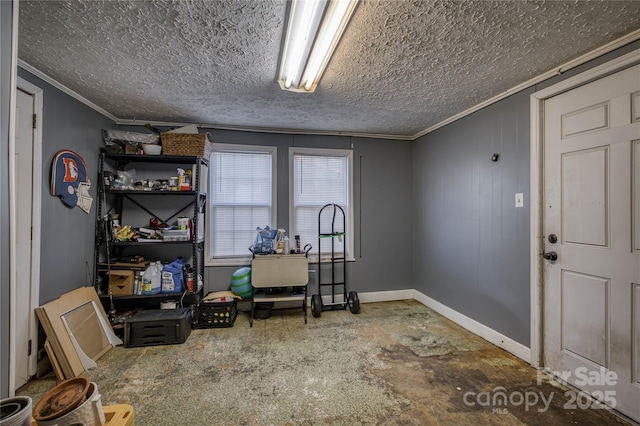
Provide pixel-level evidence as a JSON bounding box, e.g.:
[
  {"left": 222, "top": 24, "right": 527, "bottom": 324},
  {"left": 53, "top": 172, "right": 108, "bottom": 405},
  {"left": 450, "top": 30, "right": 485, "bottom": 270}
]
[{"left": 18, "top": 300, "right": 634, "bottom": 425}]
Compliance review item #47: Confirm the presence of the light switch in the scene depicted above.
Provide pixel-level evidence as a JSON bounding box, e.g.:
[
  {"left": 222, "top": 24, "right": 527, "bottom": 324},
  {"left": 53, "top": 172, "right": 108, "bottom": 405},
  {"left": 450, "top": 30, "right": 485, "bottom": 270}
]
[{"left": 515, "top": 193, "right": 524, "bottom": 208}]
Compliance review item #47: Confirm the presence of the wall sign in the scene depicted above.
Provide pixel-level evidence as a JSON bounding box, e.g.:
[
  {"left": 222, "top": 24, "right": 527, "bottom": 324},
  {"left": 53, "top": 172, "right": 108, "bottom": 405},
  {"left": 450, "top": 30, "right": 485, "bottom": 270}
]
[{"left": 51, "top": 150, "right": 93, "bottom": 213}]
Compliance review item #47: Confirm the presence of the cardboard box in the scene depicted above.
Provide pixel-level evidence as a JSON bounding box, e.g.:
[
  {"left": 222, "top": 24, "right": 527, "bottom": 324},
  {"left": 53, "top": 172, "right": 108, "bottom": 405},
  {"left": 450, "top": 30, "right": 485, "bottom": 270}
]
[
  {"left": 124, "top": 141, "right": 139, "bottom": 154},
  {"left": 34, "top": 287, "right": 122, "bottom": 379},
  {"left": 107, "top": 270, "right": 134, "bottom": 295}
]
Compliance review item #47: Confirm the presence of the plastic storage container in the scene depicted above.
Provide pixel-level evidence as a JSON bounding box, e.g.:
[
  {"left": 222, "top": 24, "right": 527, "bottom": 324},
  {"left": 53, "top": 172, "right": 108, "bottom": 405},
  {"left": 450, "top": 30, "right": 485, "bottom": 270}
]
[
  {"left": 198, "top": 300, "right": 238, "bottom": 328},
  {"left": 141, "top": 261, "right": 162, "bottom": 295},
  {"left": 124, "top": 308, "right": 192, "bottom": 347},
  {"left": 161, "top": 258, "right": 184, "bottom": 293}
]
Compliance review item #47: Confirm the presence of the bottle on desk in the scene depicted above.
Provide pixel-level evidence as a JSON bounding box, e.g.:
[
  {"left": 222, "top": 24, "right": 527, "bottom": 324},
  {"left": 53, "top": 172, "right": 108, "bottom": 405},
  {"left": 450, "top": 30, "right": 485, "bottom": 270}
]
[{"left": 275, "top": 229, "right": 286, "bottom": 254}]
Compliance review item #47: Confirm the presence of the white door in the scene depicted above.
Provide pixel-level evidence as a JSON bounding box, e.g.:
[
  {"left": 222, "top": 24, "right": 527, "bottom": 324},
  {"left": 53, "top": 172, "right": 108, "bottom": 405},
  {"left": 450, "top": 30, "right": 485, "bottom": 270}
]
[
  {"left": 543, "top": 64, "right": 640, "bottom": 422},
  {"left": 14, "top": 88, "right": 36, "bottom": 388}
]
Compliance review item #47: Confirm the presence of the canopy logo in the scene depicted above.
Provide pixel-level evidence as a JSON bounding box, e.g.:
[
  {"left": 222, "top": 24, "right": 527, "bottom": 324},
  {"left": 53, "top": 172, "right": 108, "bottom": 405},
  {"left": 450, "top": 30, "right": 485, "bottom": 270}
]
[
  {"left": 463, "top": 387, "right": 554, "bottom": 413},
  {"left": 537, "top": 366, "right": 618, "bottom": 387},
  {"left": 462, "top": 366, "right": 618, "bottom": 414}
]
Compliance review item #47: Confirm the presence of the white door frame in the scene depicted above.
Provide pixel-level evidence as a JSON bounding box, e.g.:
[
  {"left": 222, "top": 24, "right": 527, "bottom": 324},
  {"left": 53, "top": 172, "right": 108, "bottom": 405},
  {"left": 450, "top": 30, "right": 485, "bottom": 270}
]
[
  {"left": 9, "top": 77, "right": 43, "bottom": 394},
  {"left": 529, "top": 48, "right": 640, "bottom": 368}
]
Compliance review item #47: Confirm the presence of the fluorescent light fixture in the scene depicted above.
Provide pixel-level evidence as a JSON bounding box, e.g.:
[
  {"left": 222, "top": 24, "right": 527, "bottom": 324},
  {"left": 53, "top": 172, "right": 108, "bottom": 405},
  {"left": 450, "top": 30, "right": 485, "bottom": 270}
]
[{"left": 279, "top": 0, "right": 359, "bottom": 93}]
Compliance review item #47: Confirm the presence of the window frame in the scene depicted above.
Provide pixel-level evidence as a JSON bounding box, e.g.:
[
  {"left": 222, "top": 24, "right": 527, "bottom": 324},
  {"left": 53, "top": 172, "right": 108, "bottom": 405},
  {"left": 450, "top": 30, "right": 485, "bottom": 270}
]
[
  {"left": 288, "top": 147, "right": 355, "bottom": 263},
  {"left": 206, "top": 143, "right": 277, "bottom": 266}
]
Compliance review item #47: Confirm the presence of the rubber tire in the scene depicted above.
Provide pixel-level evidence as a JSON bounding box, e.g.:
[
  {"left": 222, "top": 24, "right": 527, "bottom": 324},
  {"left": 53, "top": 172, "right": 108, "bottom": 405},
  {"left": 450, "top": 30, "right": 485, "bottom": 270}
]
[
  {"left": 311, "top": 294, "right": 322, "bottom": 318},
  {"left": 348, "top": 291, "right": 360, "bottom": 314}
]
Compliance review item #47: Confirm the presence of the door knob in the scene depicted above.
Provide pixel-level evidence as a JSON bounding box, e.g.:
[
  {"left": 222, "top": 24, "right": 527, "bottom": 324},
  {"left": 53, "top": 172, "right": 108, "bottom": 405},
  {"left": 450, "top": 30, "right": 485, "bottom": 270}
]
[{"left": 543, "top": 251, "right": 558, "bottom": 261}]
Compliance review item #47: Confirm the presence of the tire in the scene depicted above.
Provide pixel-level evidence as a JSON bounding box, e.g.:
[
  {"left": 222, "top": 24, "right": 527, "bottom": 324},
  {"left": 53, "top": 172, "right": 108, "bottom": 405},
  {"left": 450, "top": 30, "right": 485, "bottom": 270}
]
[
  {"left": 348, "top": 291, "right": 360, "bottom": 314},
  {"left": 311, "top": 294, "right": 322, "bottom": 318}
]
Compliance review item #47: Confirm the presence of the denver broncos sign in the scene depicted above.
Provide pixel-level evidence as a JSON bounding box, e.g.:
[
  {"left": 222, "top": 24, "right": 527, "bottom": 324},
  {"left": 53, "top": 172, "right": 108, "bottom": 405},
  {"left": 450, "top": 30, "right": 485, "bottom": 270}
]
[{"left": 51, "top": 150, "right": 93, "bottom": 213}]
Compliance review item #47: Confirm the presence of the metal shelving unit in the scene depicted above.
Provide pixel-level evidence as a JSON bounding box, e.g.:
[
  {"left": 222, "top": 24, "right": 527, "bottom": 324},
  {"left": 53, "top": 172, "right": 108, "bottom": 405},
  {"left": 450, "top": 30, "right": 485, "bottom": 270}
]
[{"left": 94, "top": 152, "right": 208, "bottom": 319}]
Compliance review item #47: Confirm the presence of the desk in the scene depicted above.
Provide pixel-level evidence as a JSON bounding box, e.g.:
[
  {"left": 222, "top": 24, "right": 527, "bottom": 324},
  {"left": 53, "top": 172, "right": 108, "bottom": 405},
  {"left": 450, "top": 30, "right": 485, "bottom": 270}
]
[{"left": 250, "top": 254, "right": 309, "bottom": 326}]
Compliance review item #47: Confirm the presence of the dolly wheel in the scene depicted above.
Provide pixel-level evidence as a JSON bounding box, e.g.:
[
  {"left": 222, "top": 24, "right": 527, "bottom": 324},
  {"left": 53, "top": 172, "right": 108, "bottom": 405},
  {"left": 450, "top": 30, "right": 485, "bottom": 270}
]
[
  {"left": 311, "top": 294, "right": 322, "bottom": 318},
  {"left": 348, "top": 291, "right": 360, "bottom": 314}
]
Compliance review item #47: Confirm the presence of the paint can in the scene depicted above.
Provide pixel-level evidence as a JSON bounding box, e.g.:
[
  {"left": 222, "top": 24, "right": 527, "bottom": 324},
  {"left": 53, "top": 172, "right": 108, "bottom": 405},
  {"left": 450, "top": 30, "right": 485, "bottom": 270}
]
[
  {"left": 0, "top": 396, "right": 32, "bottom": 426},
  {"left": 34, "top": 382, "right": 105, "bottom": 426}
]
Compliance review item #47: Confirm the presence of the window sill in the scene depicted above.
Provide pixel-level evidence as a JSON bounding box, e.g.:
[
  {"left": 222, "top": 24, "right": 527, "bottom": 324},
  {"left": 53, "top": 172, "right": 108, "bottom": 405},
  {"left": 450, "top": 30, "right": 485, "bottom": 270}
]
[
  {"left": 308, "top": 256, "right": 356, "bottom": 264},
  {"left": 207, "top": 256, "right": 356, "bottom": 267},
  {"left": 207, "top": 257, "right": 252, "bottom": 268}
]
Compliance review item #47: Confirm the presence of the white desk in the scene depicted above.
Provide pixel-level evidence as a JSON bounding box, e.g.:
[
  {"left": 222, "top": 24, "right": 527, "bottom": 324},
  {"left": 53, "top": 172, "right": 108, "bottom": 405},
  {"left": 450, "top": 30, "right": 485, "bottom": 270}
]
[{"left": 250, "top": 254, "right": 309, "bottom": 327}]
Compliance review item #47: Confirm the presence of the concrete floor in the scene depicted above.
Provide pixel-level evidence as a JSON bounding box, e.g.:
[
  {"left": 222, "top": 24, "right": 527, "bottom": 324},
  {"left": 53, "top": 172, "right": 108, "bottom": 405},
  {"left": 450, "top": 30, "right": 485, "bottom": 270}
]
[{"left": 18, "top": 300, "right": 634, "bottom": 425}]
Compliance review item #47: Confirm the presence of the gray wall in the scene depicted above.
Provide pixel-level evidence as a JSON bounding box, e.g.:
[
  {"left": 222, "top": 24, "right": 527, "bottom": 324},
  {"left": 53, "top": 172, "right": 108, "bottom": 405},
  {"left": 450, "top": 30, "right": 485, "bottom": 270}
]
[
  {"left": 412, "top": 90, "right": 532, "bottom": 346},
  {"left": 1, "top": 0, "right": 15, "bottom": 399},
  {"left": 350, "top": 136, "right": 413, "bottom": 295},
  {"left": 412, "top": 40, "right": 640, "bottom": 347},
  {"left": 17, "top": 68, "right": 116, "bottom": 304},
  {"left": 115, "top": 126, "right": 415, "bottom": 296},
  {"left": 204, "top": 132, "right": 414, "bottom": 295}
]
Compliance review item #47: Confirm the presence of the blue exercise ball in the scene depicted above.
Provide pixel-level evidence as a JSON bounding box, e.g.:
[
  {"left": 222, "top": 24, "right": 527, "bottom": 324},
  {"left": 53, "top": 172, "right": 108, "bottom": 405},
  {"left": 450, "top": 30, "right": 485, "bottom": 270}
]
[{"left": 230, "top": 267, "right": 253, "bottom": 298}]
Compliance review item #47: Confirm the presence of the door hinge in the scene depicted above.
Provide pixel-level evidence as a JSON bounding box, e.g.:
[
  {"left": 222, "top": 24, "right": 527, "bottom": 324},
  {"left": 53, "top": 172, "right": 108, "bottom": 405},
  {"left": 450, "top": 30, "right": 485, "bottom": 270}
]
[
  {"left": 32, "top": 113, "right": 37, "bottom": 129},
  {"left": 28, "top": 339, "right": 32, "bottom": 356}
]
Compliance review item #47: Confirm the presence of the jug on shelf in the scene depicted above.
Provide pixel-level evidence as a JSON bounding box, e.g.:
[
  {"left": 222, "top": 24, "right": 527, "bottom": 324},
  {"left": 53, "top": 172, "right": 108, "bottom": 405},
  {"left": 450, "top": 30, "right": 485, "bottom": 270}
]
[{"left": 142, "top": 261, "right": 162, "bottom": 295}]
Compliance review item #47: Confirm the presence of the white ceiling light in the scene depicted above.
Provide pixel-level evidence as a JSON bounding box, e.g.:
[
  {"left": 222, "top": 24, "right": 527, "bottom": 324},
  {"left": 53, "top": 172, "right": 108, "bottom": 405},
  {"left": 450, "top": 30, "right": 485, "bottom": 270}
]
[{"left": 278, "top": 0, "right": 359, "bottom": 93}]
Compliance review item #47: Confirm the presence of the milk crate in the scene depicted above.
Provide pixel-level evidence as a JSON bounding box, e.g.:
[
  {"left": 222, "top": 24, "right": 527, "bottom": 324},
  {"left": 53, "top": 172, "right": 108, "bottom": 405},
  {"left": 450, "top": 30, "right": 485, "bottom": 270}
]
[{"left": 198, "top": 300, "right": 238, "bottom": 328}]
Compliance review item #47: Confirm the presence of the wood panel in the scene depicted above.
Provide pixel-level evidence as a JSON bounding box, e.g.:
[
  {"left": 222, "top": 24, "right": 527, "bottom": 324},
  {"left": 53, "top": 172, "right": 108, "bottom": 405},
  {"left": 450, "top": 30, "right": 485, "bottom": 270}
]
[
  {"left": 634, "top": 140, "right": 640, "bottom": 252},
  {"left": 561, "top": 102, "right": 609, "bottom": 139},
  {"left": 561, "top": 147, "right": 609, "bottom": 247},
  {"left": 634, "top": 283, "right": 640, "bottom": 385},
  {"left": 561, "top": 270, "right": 609, "bottom": 368}
]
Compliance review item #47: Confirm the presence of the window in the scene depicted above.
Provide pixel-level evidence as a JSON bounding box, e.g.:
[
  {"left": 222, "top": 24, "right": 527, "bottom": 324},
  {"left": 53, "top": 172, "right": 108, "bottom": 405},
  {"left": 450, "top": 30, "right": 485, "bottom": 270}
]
[
  {"left": 208, "top": 144, "right": 276, "bottom": 264},
  {"left": 289, "top": 147, "right": 354, "bottom": 261}
]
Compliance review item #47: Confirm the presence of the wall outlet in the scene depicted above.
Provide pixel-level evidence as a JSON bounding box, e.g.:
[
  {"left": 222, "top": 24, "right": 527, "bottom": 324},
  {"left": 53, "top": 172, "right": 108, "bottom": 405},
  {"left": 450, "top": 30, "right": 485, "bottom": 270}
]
[{"left": 515, "top": 193, "right": 524, "bottom": 208}]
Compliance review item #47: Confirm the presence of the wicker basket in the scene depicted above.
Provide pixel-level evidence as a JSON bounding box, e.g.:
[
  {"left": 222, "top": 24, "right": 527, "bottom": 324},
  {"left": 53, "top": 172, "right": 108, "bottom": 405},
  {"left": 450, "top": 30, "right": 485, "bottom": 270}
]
[{"left": 161, "top": 132, "right": 213, "bottom": 158}]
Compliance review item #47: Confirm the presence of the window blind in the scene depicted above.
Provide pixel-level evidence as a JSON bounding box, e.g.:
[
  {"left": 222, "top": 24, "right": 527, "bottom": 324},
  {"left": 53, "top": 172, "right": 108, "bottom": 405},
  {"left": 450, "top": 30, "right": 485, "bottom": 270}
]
[
  {"left": 210, "top": 149, "right": 273, "bottom": 258},
  {"left": 292, "top": 153, "right": 349, "bottom": 256}
]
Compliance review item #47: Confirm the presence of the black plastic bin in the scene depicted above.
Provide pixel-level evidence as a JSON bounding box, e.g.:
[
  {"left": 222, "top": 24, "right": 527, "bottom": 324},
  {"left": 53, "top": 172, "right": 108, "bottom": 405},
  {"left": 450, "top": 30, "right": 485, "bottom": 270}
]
[{"left": 124, "top": 308, "right": 192, "bottom": 347}]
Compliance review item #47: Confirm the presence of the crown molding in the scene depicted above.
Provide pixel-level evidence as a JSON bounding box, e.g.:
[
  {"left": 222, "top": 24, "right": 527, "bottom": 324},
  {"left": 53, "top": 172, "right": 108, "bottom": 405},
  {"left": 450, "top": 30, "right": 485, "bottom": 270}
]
[
  {"left": 115, "top": 118, "right": 414, "bottom": 141},
  {"left": 413, "top": 28, "right": 640, "bottom": 139},
  {"left": 18, "top": 27, "right": 640, "bottom": 142},
  {"left": 18, "top": 59, "right": 119, "bottom": 122}
]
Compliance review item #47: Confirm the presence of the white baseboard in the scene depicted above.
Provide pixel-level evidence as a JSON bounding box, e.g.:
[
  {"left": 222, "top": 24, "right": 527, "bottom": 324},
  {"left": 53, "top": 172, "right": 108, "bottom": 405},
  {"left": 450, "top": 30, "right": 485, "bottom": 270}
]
[
  {"left": 238, "top": 287, "right": 532, "bottom": 363},
  {"left": 237, "top": 289, "right": 413, "bottom": 310},
  {"left": 355, "top": 289, "right": 414, "bottom": 303},
  {"left": 329, "top": 288, "right": 531, "bottom": 363},
  {"left": 411, "top": 290, "right": 531, "bottom": 363},
  {"left": 307, "top": 289, "right": 414, "bottom": 305},
  {"left": 314, "top": 289, "right": 531, "bottom": 363}
]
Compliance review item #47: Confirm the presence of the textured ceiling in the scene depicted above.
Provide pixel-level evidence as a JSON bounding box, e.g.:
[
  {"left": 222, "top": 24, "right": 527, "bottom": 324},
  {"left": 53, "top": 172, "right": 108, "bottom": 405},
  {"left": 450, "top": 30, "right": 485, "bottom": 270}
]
[{"left": 18, "top": 0, "right": 640, "bottom": 139}]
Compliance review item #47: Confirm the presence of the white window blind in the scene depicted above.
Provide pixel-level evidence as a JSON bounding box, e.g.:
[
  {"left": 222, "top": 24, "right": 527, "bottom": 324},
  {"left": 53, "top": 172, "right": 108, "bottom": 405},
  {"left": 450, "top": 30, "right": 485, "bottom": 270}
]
[
  {"left": 291, "top": 149, "right": 352, "bottom": 258},
  {"left": 209, "top": 145, "right": 275, "bottom": 260}
]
